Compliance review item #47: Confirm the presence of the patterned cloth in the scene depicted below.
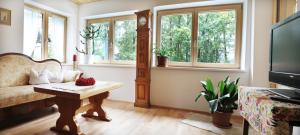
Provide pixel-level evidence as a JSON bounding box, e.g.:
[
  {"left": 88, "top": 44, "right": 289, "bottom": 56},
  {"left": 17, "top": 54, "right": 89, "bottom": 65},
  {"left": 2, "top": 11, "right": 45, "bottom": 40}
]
[{"left": 238, "top": 86, "right": 300, "bottom": 135}]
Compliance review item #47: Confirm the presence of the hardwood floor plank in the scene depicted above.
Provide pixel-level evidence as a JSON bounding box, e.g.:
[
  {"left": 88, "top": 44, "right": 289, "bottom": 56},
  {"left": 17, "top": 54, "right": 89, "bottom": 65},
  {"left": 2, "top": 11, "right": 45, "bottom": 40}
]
[{"left": 0, "top": 100, "right": 243, "bottom": 135}]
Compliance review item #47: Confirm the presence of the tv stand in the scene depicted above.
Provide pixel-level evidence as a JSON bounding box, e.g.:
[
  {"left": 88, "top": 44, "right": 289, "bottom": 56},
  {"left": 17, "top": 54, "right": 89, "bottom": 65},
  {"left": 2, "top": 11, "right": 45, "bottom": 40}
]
[
  {"left": 268, "top": 89, "right": 300, "bottom": 100},
  {"left": 239, "top": 86, "right": 300, "bottom": 135}
]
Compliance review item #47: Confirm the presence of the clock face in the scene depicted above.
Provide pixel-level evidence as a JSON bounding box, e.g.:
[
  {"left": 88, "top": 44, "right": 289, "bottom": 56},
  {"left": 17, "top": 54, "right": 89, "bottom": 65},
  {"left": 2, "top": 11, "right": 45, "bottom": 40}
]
[{"left": 138, "top": 16, "right": 147, "bottom": 26}]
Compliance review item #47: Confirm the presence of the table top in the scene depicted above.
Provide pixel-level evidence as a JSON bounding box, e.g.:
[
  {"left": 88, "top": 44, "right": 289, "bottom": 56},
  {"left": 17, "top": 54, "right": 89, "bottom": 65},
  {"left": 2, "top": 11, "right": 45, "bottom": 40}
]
[{"left": 34, "top": 81, "right": 123, "bottom": 100}]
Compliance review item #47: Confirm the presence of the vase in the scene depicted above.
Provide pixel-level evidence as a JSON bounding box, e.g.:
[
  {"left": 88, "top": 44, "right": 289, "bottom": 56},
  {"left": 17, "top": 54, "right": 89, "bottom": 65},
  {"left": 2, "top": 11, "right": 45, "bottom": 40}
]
[
  {"left": 87, "top": 55, "right": 94, "bottom": 64},
  {"left": 157, "top": 56, "right": 168, "bottom": 67},
  {"left": 84, "top": 55, "right": 94, "bottom": 64}
]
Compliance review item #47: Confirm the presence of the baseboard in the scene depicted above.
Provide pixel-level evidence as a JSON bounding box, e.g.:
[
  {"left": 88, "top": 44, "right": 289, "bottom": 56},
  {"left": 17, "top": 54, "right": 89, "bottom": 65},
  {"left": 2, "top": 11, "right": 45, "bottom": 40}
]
[
  {"left": 151, "top": 104, "right": 211, "bottom": 115},
  {"left": 105, "top": 98, "right": 134, "bottom": 104}
]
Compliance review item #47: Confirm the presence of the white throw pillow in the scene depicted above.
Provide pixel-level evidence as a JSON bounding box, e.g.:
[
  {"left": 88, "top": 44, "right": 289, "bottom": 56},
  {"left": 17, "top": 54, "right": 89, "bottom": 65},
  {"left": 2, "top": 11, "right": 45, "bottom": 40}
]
[
  {"left": 63, "top": 70, "right": 82, "bottom": 82},
  {"left": 45, "top": 70, "right": 64, "bottom": 83},
  {"left": 29, "top": 69, "right": 50, "bottom": 85}
]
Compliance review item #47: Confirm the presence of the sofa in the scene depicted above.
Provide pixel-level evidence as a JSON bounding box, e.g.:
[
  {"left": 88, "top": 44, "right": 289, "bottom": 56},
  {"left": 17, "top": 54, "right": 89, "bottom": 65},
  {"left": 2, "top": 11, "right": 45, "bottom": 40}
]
[{"left": 0, "top": 53, "right": 80, "bottom": 121}]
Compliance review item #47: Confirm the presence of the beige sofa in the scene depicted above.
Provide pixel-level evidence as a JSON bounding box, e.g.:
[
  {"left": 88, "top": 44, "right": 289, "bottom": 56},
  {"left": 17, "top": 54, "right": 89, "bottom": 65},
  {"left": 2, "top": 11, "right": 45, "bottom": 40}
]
[{"left": 0, "top": 53, "right": 80, "bottom": 120}]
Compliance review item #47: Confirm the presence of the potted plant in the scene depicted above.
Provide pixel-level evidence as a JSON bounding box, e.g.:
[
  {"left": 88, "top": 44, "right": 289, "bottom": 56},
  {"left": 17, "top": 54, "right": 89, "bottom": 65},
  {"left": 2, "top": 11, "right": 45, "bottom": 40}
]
[
  {"left": 76, "top": 24, "right": 100, "bottom": 64},
  {"left": 195, "top": 76, "right": 240, "bottom": 129},
  {"left": 153, "top": 46, "right": 172, "bottom": 67}
]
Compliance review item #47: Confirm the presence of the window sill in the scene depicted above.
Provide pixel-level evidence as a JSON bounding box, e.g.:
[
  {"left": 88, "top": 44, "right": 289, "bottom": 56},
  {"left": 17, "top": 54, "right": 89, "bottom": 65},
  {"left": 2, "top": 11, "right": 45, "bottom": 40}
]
[
  {"left": 151, "top": 66, "right": 246, "bottom": 72},
  {"left": 61, "top": 63, "right": 136, "bottom": 68}
]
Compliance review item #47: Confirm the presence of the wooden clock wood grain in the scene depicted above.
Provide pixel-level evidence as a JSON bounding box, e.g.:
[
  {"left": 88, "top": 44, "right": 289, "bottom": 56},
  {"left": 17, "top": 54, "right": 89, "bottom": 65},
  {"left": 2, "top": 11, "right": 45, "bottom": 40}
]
[{"left": 134, "top": 10, "right": 152, "bottom": 108}]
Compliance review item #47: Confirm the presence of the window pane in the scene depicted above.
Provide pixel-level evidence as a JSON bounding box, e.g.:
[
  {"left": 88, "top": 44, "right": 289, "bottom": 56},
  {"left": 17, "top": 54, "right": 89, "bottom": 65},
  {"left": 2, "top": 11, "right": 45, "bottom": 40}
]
[
  {"left": 48, "top": 15, "right": 65, "bottom": 62},
  {"left": 197, "top": 10, "right": 236, "bottom": 64},
  {"left": 23, "top": 8, "right": 43, "bottom": 60},
  {"left": 113, "top": 19, "right": 137, "bottom": 61},
  {"left": 160, "top": 13, "right": 192, "bottom": 62},
  {"left": 92, "top": 22, "right": 109, "bottom": 61}
]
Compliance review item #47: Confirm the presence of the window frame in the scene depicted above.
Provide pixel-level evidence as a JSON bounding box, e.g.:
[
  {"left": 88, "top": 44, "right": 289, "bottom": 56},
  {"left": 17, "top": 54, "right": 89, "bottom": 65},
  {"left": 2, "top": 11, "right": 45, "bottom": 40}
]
[
  {"left": 87, "top": 15, "right": 137, "bottom": 65},
  {"left": 156, "top": 4, "right": 243, "bottom": 69},
  {"left": 157, "top": 8, "right": 195, "bottom": 66},
  {"left": 24, "top": 4, "right": 67, "bottom": 63}
]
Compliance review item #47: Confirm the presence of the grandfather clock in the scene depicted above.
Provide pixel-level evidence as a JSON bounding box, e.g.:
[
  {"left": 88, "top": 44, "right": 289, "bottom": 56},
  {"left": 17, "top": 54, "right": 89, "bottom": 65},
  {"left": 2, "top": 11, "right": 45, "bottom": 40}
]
[{"left": 134, "top": 10, "right": 152, "bottom": 108}]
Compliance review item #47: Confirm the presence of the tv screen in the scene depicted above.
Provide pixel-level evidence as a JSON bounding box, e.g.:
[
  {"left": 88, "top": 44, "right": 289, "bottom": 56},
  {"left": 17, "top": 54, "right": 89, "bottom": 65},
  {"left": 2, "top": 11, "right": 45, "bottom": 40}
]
[{"left": 270, "top": 12, "right": 300, "bottom": 89}]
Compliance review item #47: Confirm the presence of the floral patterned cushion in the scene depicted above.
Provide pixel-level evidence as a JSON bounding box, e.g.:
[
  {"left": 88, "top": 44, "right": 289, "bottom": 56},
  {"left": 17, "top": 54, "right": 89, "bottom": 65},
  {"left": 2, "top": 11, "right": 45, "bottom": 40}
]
[{"left": 238, "top": 86, "right": 300, "bottom": 135}]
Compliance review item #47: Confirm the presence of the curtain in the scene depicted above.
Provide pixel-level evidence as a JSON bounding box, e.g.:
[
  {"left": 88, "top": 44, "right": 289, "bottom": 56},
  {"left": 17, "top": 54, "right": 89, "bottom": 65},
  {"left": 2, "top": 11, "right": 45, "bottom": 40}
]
[
  {"left": 23, "top": 8, "right": 43, "bottom": 60},
  {"left": 48, "top": 15, "right": 65, "bottom": 61}
]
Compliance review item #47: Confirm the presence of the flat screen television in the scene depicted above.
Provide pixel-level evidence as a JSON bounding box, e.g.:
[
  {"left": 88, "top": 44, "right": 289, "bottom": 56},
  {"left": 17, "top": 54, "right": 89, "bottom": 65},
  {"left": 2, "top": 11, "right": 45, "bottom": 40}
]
[{"left": 269, "top": 11, "right": 300, "bottom": 99}]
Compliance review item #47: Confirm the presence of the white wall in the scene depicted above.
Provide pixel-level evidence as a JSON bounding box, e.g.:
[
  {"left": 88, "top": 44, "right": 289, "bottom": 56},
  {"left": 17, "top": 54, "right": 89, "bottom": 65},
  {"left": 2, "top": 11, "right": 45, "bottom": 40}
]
[
  {"left": 151, "top": 69, "right": 249, "bottom": 111},
  {"left": 0, "top": 0, "right": 24, "bottom": 54},
  {"left": 78, "top": 0, "right": 253, "bottom": 113},
  {"left": 0, "top": 0, "right": 78, "bottom": 62},
  {"left": 298, "top": 0, "right": 300, "bottom": 10},
  {"left": 250, "top": 0, "right": 273, "bottom": 87}
]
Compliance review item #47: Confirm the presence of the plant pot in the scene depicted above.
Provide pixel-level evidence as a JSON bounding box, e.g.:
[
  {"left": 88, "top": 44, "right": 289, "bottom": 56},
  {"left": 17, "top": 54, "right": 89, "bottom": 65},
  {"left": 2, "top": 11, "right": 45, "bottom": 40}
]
[
  {"left": 86, "top": 55, "right": 94, "bottom": 64},
  {"left": 212, "top": 112, "right": 232, "bottom": 129},
  {"left": 80, "top": 55, "right": 94, "bottom": 65},
  {"left": 157, "top": 56, "right": 168, "bottom": 67}
]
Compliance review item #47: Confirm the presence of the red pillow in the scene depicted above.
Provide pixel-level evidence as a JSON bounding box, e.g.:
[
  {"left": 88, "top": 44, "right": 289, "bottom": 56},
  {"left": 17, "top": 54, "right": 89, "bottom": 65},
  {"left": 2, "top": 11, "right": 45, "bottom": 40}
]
[{"left": 75, "top": 77, "right": 95, "bottom": 86}]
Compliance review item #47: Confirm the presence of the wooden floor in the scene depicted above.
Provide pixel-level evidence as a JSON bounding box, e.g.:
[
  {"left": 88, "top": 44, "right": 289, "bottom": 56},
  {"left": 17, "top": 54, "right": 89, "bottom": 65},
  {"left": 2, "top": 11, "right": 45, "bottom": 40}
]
[{"left": 0, "top": 100, "right": 244, "bottom": 135}]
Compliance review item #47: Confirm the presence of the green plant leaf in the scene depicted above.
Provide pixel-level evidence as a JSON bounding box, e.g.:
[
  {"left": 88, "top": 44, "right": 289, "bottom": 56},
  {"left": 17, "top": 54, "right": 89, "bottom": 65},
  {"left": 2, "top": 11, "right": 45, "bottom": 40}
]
[
  {"left": 232, "top": 87, "right": 237, "bottom": 96},
  {"left": 227, "top": 82, "right": 235, "bottom": 94},
  {"left": 208, "top": 99, "right": 218, "bottom": 113},
  {"left": 197, "top": 76, "right": 240, "bottom": 113},
  {"left": 218, "top": 81, "right": 225, "bottom": 96},
  {"left": 235, "top": 77, "right": 240, "bottom": 85},
  {"left": 206, "top": 79, "right": 214, "bottom": 91},
  {"left": 205, "top": 79, "right": 215, "bottom": 97},
  {"left": 232, "top": 93, "right": 238, "bottom": 101},
  {"left": 220, "top": 93, "right": 230, "bottom": 100},
  {"left": 200, "top": 81, "right": 208, "bottom": 91},
  {"left": 224, "top": 76, "right": 230, "bottom": 84},
  {"left": 195, "top": 91, "right": 207, "bottom": 102}
]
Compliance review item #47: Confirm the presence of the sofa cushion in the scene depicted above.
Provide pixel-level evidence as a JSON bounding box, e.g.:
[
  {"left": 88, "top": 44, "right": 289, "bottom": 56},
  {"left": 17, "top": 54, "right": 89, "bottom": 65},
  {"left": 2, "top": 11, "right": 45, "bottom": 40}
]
[
  {"left": 63, "top": 70, "right": 81, "bottom": 82},
  {"left": 29, "top": 69, "right": 50, "bottom": 85},
  {"left": 0, "top": 85, "right": 54, "bottom": 108},
  {"left": 46, "top": 70, "right": 64, "bottom": 83}
]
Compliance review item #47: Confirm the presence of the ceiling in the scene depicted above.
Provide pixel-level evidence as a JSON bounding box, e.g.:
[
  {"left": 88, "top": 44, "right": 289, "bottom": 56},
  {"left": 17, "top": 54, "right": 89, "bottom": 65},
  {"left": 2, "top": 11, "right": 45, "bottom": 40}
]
[{"left": 71, "top": 0, "right": 104, "bottom": 4}]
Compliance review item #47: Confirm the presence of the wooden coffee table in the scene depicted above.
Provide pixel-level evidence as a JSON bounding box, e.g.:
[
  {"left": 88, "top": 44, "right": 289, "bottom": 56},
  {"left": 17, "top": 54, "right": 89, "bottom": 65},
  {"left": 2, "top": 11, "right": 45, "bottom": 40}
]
[{"left": 34, "top": 81, "right": 123, "bottom": 135}]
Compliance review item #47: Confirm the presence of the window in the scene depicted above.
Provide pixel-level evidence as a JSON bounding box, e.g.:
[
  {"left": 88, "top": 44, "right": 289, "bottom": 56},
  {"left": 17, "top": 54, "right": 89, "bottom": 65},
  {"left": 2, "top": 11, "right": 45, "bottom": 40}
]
[
  {"left": 23, "top": 5, "right": 67, "bottom": 62},
  {"left": 23, "top": 7, "right": 43, "bottom": 60},
  {"left": 157, "top": 4, "right": 243, "bottom": 68},
  {"left": 160, "top": 12, "right": 192, "bottom": 64},
  {"left": 87, "top": 15, "right": 137, "bottom": 64}
]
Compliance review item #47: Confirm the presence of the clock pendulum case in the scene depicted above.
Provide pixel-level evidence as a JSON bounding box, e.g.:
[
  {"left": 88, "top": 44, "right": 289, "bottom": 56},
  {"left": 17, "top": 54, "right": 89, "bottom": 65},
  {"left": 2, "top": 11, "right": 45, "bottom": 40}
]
[{"left": 134, "top": 10, "right": 152, "bottom": 108}]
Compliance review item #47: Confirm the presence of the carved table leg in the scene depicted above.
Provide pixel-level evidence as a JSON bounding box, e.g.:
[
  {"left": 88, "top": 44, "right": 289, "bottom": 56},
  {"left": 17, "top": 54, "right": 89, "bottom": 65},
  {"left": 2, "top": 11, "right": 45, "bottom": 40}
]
[
  {"left": 51, "top": 97, "right": 83, "bottom": 135},
  {"left": 82, "top": 91, "right": 111, "bottom": 121}
]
